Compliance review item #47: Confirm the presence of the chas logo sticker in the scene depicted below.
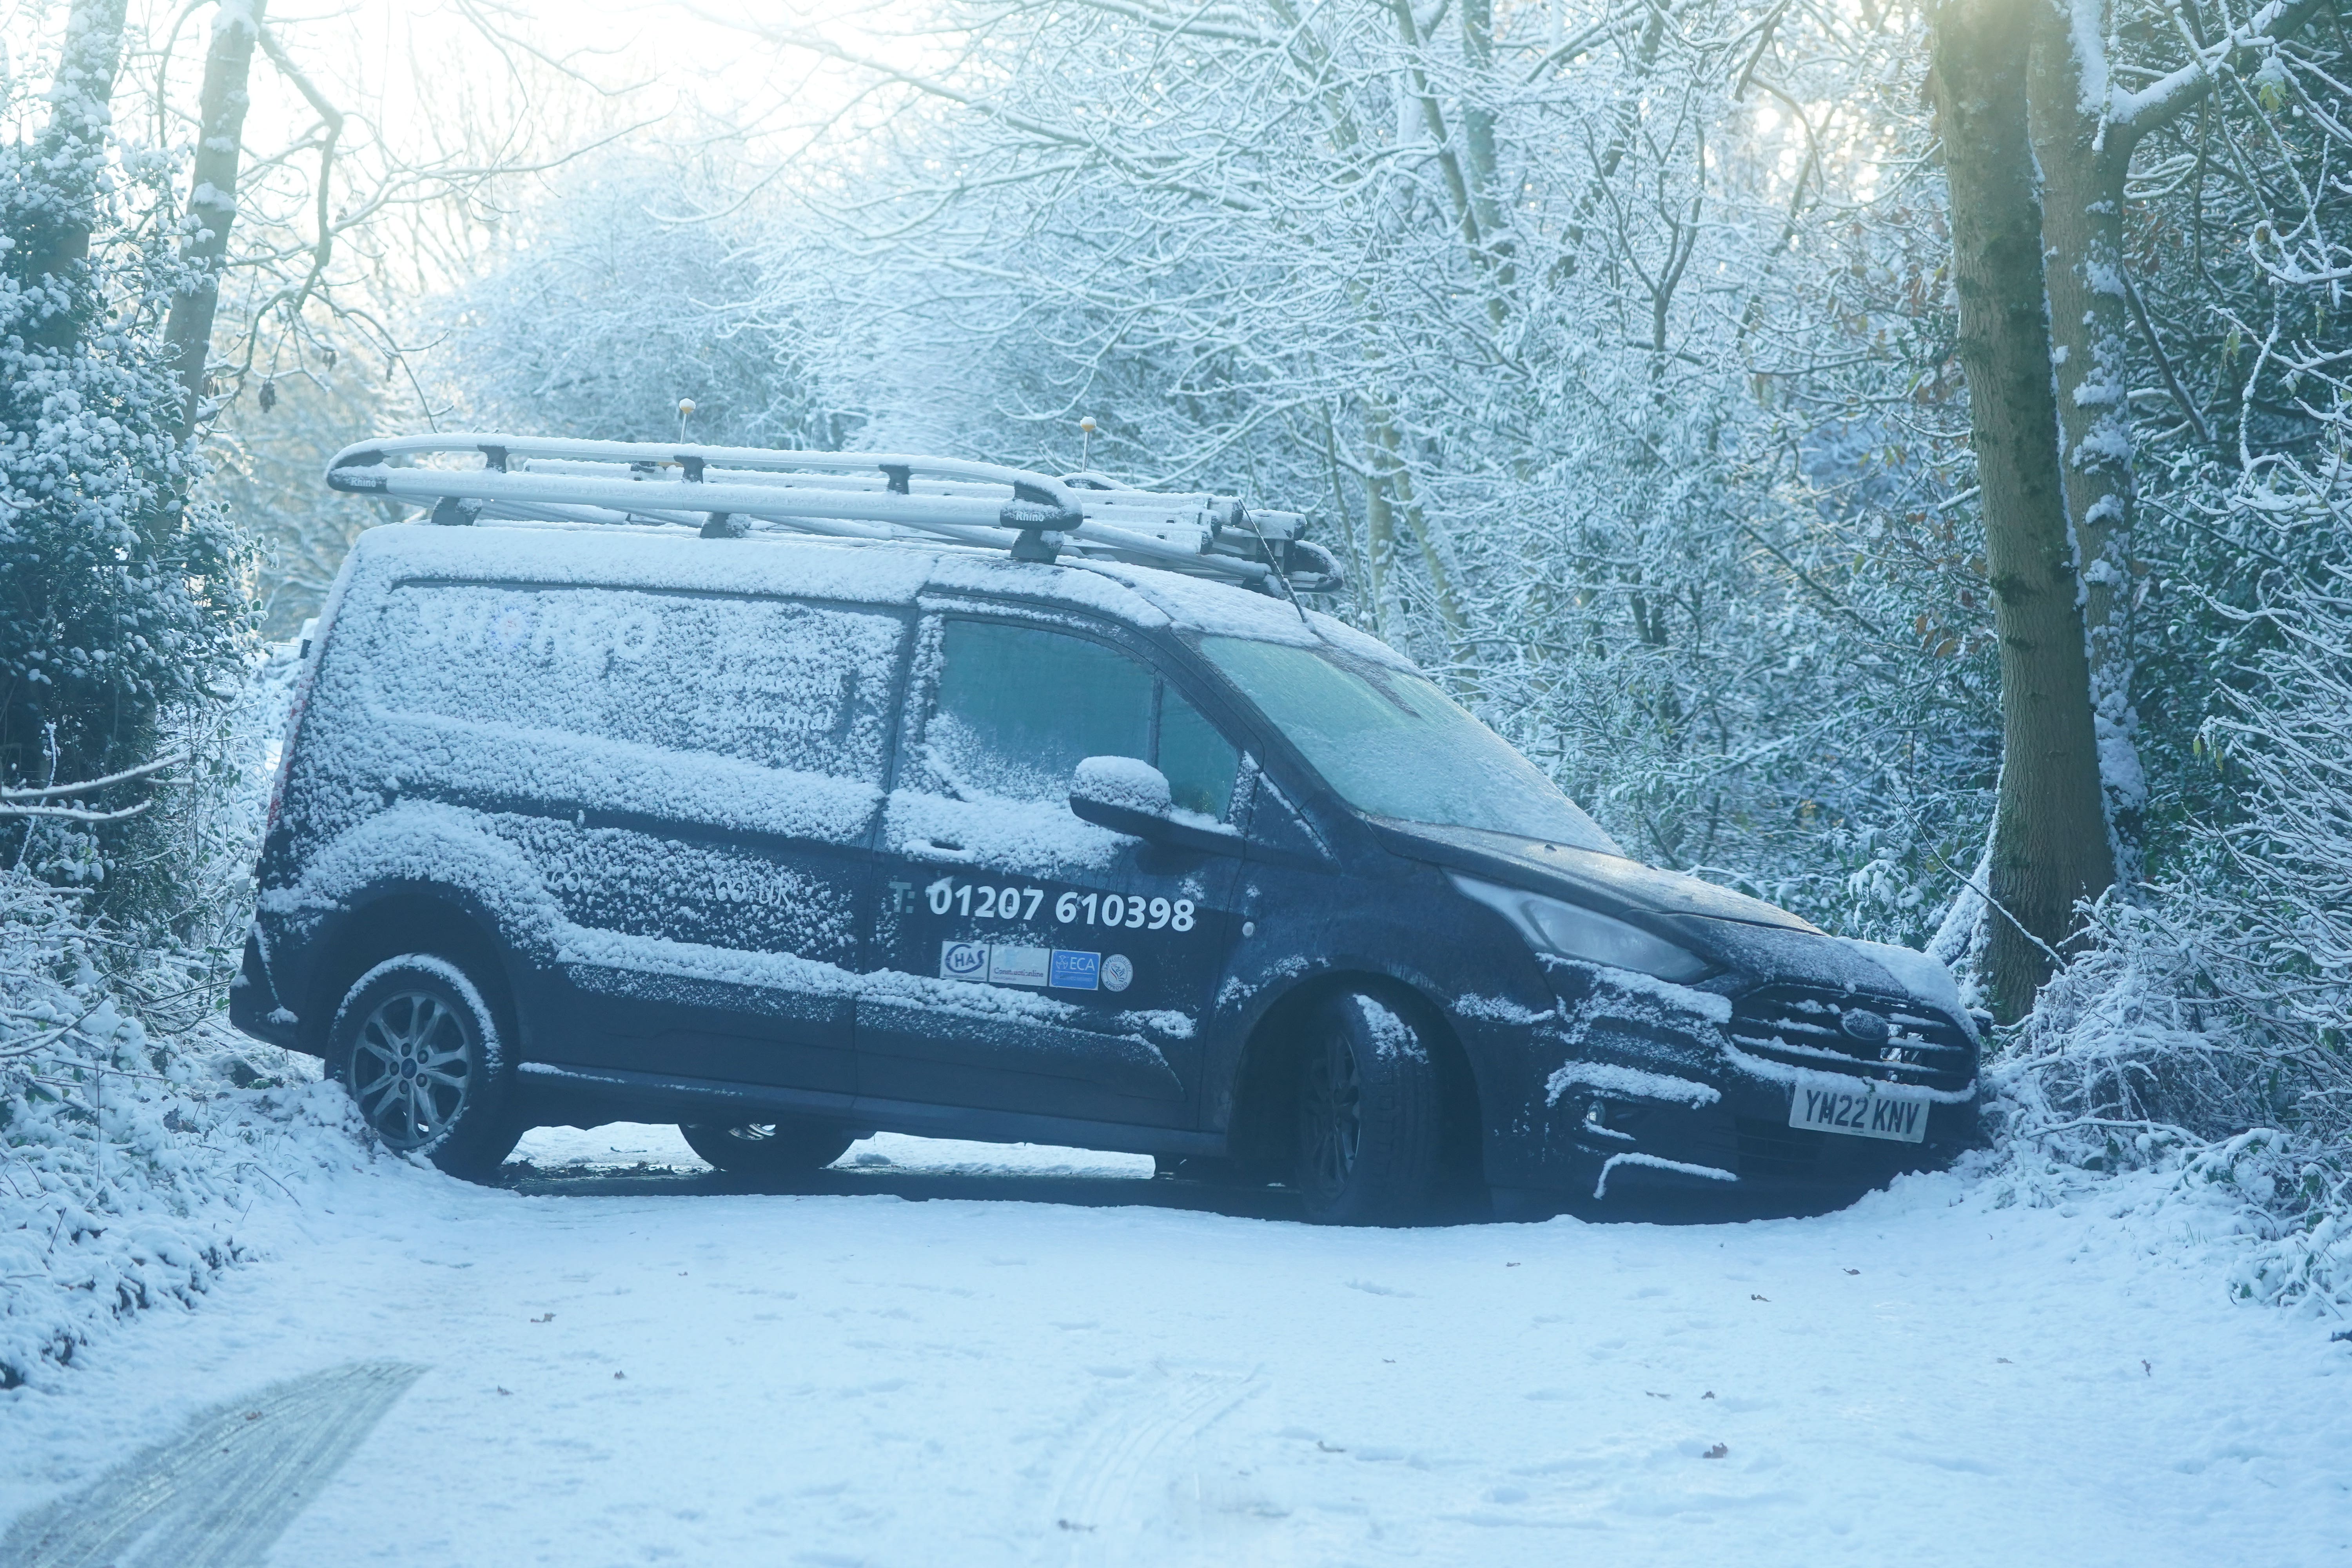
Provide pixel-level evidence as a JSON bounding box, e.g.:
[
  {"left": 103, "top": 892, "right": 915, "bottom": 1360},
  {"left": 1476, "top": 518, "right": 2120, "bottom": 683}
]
[{"left": 939, "top": 941, "right": 989, "bottom": 980}]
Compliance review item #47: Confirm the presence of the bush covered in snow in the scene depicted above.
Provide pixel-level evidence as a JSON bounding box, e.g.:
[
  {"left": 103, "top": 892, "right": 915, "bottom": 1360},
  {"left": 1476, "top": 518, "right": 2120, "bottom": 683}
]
[
  {"left": 0, "top": 635, "right": 354, "bottom": 1386},
  {"left": 3, "top": 868, "right": 266, "bottom": 1387},
  {"left": 1991, "top": 555, "right": 2352, "bottom": 1310},
  {"left": 0, "top": 0, "right": 254, "bottom": 914}
]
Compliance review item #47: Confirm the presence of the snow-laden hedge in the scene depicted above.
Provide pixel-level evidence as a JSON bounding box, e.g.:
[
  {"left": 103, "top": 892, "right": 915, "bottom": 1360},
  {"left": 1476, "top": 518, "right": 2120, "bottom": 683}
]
[
  {"left": 0, "top": 639, "right": 370, "bottom": 1386},
  {"left": 1989, "top": 563, "right": 2352, "bottom": 1314},
  {"left": 0, "top": 865, "right": 379, "bottom": 1387}
]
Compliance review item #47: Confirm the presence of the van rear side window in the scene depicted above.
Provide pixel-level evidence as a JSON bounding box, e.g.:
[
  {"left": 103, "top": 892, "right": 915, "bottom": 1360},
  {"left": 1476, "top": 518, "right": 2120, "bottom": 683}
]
[{"left": 367, "top": 584, "right": 902, "bottom": 780}]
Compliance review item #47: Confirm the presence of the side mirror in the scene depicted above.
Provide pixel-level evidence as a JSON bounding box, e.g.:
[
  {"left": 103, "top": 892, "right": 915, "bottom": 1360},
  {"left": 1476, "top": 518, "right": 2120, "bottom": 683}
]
[{"left": 1069, "top": 756, "right": 1240, "bottom": 855}]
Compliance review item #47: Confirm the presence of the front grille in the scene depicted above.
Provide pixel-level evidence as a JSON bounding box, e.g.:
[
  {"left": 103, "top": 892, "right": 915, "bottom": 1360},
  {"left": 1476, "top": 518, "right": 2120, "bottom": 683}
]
[
  {"left": 1726, "top": 982, "right": 1975, "bottom": 1093},
  {"left": 1733, "top": 1117, "right": 1821, "bottom": 1181}
]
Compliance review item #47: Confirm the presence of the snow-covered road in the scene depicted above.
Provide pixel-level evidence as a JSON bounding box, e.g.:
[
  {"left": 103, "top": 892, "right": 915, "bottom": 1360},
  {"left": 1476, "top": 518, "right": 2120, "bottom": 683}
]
[{"left": 4, "top": 1128, "right": 2347, "bottom": 1567}]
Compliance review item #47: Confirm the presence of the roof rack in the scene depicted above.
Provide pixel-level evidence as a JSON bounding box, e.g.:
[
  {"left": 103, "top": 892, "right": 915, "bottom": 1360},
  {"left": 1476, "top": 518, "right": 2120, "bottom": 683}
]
[{"left": 324, "top": 434, "right": 1342, "bottom": 596}]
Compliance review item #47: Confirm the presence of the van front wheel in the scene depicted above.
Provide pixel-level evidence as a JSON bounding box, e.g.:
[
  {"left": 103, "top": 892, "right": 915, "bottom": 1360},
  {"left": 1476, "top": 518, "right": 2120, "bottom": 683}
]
[
  {"left": 331, "top": 955, "right": 519, "bottom": 1181},
  {"left": 1294, "top": 990, "right": 1443, "bottom": 1225}
]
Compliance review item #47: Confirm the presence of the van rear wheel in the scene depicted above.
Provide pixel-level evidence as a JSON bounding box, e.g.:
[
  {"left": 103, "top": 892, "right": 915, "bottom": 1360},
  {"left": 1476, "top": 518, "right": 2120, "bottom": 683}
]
[
  {"left": 680, "top": 1120, "right": 856, "bottom": 1177},
  {"left": 1294, "top": 991, "right": 1443, "bottom": 1225},
  {"left": 330, "top": 955, "right": 519, "bottom": 1181}
]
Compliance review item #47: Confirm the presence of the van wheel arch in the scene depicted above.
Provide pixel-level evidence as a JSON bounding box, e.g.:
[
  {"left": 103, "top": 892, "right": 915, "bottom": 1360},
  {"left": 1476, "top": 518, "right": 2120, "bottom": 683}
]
[
  {"left": 1226, "top": 973, "right": 1483, "bottom": 1201},
  {"left": 304, "top": 890, "right": 523, "bottom": 1065}
]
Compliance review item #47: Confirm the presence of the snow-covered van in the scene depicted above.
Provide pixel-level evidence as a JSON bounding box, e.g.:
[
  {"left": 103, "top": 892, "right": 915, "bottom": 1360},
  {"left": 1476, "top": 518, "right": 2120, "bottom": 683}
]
[{"left": 231, "top": 436, "right": 1979, "bottom": 1222}]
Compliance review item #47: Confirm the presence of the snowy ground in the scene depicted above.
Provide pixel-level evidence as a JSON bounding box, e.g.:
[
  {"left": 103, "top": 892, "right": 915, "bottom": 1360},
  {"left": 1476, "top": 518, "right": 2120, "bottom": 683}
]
[{"left": 3, "top": 1128, "right": 2348, "bottom": 1567}]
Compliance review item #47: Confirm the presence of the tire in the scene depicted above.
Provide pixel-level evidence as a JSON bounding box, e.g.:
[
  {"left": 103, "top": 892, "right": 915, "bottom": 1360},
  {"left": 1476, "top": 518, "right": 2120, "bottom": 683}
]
[
  {"left": 1294, "top": 990, "right": 1444, "bottom": 1225},
  {"left": 330, "top": 955, "right": 520, "bottom": 1181},
  {"left": 679, "top": 1119, "right": 857, "bottom": 1177}
]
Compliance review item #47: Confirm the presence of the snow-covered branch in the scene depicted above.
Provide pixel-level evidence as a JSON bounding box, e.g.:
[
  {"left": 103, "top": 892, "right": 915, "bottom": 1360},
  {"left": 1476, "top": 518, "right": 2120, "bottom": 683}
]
[
  {"left": 2111, "top": 0, "right": 2333, "bottom": 143},
  {"left": 0, "top": 752, "right": 187, "bottom": 824}
]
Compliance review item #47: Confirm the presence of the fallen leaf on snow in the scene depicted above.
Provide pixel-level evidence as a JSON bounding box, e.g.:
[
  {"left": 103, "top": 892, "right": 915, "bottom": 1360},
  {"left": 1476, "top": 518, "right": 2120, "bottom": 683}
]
[{"left": 1703, "top": 1443, "right": 1728, "bottom": 1459}]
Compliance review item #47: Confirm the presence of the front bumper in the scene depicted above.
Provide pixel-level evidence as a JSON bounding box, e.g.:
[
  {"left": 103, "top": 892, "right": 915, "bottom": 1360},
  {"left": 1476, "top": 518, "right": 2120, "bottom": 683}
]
[
  {"left": 1474, "top": 964, "right": 1980, "bottom": 1210},
  {"left": 1558, "top": 1076, "right": 1978, "bottom": 1208}
]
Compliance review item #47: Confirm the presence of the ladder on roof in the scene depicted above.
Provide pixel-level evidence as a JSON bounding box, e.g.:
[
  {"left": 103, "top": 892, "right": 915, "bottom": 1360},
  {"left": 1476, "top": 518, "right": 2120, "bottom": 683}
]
[{"left": 323, "top": 434, "right": 1342, "bottom": 596}]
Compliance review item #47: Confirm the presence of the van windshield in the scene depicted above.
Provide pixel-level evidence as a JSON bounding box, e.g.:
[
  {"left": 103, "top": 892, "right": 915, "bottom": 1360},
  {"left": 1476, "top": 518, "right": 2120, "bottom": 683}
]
[{"left": 1197, "top": 635, "right": 1623, "bottom": 855}]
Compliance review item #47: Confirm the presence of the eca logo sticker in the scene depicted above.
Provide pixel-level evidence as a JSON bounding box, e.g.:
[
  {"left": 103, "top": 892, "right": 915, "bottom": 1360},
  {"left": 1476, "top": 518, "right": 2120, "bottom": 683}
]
[
  {"left": 1049, "top": 950, "right": 1100, "bottom": 990},
  {"left": 939, "top": 941, "right": 989, "bottom": 980}
]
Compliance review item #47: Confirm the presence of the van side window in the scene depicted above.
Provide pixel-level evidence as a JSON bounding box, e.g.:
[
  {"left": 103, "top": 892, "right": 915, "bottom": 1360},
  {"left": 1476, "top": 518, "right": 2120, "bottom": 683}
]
[
  {"left": 370, "top": 584, "right": 902, "bottom": 782},
  {"left": 928, "top": 621, "right": 1151, "bottom": 802},
  {"left": 1159, "top": 687, "right": 1238, "bottom": 820},
  {"left": 922, "top": 619, "right": 1240, "bottom": 820}
]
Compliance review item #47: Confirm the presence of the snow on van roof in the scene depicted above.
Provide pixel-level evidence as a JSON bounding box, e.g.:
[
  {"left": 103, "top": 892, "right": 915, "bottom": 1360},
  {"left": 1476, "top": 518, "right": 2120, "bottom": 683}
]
[
  {"left": 345, "top": 521, "right": 938, "bottom": 606},
  {"left": 920, "top": 546, "right": 1171, "bottom": 628},
  {"left": 342, "top": 521, "right": 1409, "bottom": 668},
  {"left": 1080, "top": 561, "right": 1411, "bottom": 670}
]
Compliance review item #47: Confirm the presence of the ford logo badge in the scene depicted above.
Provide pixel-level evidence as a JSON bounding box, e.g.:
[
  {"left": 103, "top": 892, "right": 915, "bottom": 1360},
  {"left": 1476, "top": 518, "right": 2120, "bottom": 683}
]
[{"left": 1840, "top": 1008, "right": 1893, "bottom": 1047}]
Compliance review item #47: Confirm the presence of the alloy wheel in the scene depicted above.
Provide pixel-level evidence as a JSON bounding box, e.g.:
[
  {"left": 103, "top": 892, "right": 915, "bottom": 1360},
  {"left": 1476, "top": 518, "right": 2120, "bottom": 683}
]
[
  {"left": 350, "top": 989, "right": 475, "bottom": 1151},
  {"left": 1301, "top": 1031, "right": 1363, "bottom": 1199}
]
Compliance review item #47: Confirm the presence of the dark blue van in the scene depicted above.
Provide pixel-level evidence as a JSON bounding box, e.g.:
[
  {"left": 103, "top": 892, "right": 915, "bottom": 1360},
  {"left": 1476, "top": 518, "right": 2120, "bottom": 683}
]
[{"left": 232, "top": 517, "right": 1978, "bottom": 1222}]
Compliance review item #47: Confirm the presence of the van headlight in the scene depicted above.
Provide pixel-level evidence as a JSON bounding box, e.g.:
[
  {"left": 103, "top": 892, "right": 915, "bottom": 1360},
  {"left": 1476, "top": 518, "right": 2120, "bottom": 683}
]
[{"left": 1451, "top": 873, "right": 1715, "bottom": 984}]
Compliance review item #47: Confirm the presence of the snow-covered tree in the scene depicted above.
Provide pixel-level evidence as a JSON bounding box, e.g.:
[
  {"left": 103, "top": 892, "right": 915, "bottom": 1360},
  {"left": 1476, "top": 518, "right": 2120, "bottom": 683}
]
[
  {"left": 428, "top": 155, "right": 829, "bottom": 450},
  {"left": 0, "top": 0, "right": 250, "bottom": 905}
]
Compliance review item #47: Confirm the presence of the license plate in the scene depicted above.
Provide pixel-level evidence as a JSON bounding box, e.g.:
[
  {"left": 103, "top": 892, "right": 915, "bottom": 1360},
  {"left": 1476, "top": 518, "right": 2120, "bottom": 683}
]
[{"left": 1788, "top": 1083, "right": 1931, "bottom": 1143}]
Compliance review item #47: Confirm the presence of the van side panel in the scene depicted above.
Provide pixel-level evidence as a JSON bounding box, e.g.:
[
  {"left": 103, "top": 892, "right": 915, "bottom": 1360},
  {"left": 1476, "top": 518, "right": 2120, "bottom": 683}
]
[{"left": 257, "top": 556, "right": 912, "bottom": 1094}]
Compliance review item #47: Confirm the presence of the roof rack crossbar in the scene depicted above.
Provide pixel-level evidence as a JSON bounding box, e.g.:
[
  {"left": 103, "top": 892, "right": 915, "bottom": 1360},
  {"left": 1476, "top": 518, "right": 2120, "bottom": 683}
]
[{"left": 324, "top": 433, "right": 1337, "bottom": 593}]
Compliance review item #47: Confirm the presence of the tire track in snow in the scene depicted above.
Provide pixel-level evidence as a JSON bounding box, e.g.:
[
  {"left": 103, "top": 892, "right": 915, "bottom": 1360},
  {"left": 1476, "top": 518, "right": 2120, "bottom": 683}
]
[
  {"left": 2, "top": 1360, "right": 425, "bottom": 1568},
  {"left": 1051, "top": 1367, "right": 1260, "bottom": 1566}
]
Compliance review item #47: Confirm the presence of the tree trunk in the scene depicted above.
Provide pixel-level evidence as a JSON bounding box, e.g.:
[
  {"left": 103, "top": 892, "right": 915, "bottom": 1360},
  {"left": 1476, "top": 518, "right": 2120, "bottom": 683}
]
[
  {"left": 1456, "top": 0, "right": 1512, "bottom": 281},
  {"left": 2017, "top": 0, "right": 2336, "bottom": 881},
  {"left": 18, "top": 0, "right": 131, "bottom": 345},
  {"left": 1927, "top": 0, "right": 2116, "bottom": 1021},
  {"left": 2028, "top": 1, "right": 2141, "bottom": 870},
  {"left": 1365, "top": 398, "right": 1469, "bottom": 644},
  {"left": 1362, "top": 436, "right": 1400, "bottom": 642},
  {"left": 163, "top": 0, "right": 268, "bottom": 442}
]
